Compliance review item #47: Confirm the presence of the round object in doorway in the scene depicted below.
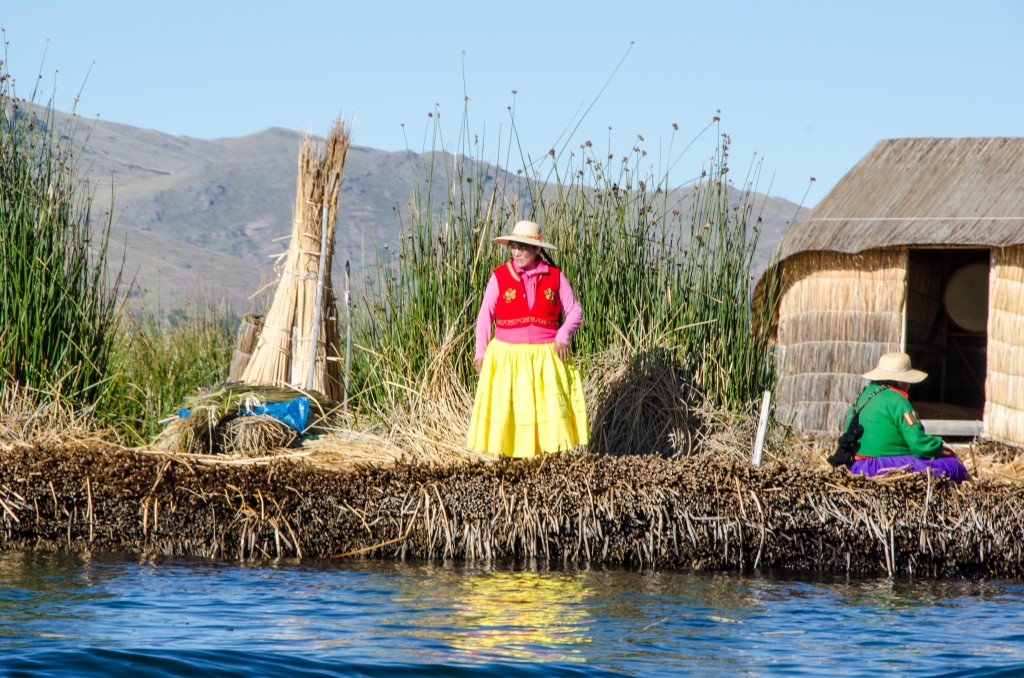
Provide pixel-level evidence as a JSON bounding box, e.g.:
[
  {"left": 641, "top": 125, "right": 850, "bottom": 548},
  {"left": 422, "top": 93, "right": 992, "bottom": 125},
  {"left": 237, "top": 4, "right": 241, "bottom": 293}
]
[{"left": 944, "top": 262, "right": 989, "bottom": 333}]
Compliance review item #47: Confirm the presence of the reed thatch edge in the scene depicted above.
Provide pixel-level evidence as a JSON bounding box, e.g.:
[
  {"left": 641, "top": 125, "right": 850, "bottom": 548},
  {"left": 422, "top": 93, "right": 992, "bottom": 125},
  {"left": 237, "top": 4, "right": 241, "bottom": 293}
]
[{"left": 2, "top": 444, "right": 1023, "bottom": 578}]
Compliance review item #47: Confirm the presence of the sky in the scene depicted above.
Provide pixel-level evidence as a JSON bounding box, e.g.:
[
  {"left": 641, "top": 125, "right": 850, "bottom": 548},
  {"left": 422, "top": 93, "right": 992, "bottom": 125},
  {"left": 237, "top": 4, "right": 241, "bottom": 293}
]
[{"left": 3, "top": 0, "right": 1023, "bottom": 206}]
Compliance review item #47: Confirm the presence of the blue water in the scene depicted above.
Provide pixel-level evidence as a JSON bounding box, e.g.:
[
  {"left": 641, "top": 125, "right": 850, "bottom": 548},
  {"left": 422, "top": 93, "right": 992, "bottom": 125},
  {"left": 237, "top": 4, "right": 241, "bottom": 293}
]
[{"left": 1, "top": 552, "right": 1023, "bottom": 677}]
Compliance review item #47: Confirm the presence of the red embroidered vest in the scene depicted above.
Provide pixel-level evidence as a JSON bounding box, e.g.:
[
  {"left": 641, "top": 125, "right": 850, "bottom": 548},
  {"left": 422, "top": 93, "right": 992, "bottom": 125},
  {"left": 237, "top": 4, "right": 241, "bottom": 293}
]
[{"left": 493, "top": 261, "right": 561, "bottom": 330}]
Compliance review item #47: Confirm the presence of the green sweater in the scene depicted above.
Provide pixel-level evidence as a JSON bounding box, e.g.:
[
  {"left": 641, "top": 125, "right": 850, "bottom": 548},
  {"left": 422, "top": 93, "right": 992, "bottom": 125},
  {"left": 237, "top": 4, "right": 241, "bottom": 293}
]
[{"left": 844, "top": 383, "right": 944, "bottom": 459}]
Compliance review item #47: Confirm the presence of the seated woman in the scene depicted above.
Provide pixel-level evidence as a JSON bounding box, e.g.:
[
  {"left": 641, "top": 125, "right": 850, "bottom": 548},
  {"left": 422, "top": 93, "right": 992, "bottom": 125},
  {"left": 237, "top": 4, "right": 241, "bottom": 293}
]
[{"left": 846, "top": 352, "right": 969, "bottom": 483}]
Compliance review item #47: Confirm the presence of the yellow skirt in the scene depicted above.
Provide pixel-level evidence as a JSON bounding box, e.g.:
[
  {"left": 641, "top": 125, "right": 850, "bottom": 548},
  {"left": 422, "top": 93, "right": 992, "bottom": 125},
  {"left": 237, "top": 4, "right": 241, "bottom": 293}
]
[{"left": 467, "top": 339, "right": 589, "bottom": 458}]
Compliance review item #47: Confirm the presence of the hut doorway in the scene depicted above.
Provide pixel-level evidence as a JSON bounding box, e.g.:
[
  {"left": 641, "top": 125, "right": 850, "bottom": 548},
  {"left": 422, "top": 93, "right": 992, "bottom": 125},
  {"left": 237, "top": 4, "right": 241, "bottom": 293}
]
[{"left": 905, "top": 249, "right": 989, "bottom": 430}]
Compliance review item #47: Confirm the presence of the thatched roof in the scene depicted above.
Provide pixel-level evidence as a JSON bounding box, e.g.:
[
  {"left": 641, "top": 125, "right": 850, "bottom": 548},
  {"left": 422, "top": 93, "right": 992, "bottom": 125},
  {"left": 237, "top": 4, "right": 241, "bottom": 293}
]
[{"left": 779, "top": 137, "right": 1024, "bottom": 260}]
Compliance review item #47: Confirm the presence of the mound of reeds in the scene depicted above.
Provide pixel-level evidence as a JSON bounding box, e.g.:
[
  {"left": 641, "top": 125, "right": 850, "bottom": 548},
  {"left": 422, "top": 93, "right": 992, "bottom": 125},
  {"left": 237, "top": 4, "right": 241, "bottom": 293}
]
[
  {"left": 0, "top": 383, "right": 117, "bottom": 453},
  {"left": 586, "top": 346, "right": 705, "bottom": 457},
  {"left": 152, "top": 383, "right": 334, "bottom": 456}
]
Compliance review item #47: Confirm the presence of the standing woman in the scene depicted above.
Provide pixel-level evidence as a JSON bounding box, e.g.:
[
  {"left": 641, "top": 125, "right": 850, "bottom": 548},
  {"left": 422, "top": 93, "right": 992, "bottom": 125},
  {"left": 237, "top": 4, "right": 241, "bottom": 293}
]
[{"left": 467, "top": 220, "right": 589, "bottom": 458}]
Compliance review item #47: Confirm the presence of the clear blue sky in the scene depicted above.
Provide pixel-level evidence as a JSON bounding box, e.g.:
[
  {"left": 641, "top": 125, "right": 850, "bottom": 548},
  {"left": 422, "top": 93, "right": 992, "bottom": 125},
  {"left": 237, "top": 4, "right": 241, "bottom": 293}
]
[{"left": 4, "top": 0, "right": 1023, "bottom": 205}]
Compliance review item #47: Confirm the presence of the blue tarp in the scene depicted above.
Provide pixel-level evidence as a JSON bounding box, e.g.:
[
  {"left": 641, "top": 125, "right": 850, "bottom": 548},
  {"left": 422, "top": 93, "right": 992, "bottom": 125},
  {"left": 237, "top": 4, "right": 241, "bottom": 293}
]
[{"left": 243, "top": 396, "right": 310, "bottom": 432}]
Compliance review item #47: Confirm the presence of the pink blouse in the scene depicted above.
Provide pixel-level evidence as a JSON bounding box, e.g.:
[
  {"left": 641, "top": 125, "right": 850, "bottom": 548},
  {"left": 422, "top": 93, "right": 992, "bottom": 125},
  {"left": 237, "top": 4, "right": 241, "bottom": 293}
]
[{"left": 474, "top": 260, "right": 582, "bottom": 361}]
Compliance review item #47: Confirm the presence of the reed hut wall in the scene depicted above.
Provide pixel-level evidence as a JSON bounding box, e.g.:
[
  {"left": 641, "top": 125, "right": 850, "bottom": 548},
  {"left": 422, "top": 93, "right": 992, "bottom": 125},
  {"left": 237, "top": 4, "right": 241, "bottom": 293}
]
[
  {"left": 985, "top": 245, "right": 1024, "bottom": 445},
  {"left": 775, "top": 249, "right": 907, "bottom": 434}
]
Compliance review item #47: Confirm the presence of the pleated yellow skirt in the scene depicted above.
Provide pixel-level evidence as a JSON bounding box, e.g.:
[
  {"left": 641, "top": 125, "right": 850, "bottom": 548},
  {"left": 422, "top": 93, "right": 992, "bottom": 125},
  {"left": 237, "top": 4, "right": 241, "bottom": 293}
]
[{"left": 467, "top": 339, "right": 589, "bottom": 458}]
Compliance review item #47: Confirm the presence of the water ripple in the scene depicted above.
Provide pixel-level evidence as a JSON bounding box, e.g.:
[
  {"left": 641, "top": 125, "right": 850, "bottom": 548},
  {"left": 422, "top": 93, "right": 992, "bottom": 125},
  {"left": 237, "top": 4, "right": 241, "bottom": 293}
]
[{"left": 1, "top": 552, "right": 1023, "bottom": 677}]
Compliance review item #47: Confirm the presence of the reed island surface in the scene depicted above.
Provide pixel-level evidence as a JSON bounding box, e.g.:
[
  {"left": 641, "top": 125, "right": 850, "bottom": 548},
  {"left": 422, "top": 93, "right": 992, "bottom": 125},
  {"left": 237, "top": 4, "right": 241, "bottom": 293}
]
[{"left": 2, "top": 418, "right": 1022, "bottom": 579}]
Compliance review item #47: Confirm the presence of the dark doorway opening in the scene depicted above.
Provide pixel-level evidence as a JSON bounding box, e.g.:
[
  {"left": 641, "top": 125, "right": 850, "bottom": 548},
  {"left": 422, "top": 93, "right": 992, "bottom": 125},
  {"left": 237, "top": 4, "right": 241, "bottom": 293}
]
[{"left": 905, "top": 248, "right": 989, "bottom": 422}]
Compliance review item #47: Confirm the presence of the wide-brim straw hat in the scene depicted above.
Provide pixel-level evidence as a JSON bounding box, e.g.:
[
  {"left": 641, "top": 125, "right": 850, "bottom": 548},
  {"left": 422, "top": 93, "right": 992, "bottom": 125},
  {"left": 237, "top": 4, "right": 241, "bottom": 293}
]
[
  {"left": 493, "top": 220, "right": 556, "bottom": 251},
  {"left": 862, "top": 352, "right": 928, "bottom": 383}
]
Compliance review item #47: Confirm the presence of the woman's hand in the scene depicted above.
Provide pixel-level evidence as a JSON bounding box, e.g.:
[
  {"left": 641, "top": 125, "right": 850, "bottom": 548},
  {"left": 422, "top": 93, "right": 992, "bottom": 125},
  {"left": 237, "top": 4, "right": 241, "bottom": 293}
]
[
  {"left": 554, "top": 341, "right": 570, "bottom": 362},
  {"left": 474, "top": 358, "right": 483, "bottom": 373}
]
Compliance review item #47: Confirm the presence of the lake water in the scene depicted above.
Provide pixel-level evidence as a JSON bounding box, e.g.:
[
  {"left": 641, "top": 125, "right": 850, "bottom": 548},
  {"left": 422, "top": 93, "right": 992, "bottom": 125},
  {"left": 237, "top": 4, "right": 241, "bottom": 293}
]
[{"left": 1, "top": 551, "right": 1023, "bottom": 677}]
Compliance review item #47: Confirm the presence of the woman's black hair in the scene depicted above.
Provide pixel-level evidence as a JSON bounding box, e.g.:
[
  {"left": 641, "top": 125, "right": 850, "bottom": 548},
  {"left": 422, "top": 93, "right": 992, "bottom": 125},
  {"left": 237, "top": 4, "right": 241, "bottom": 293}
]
[
  {"left": 875, "top": 379, "right": 910, "bottom": 390},
  {"left": 539, "top": 248, "right": 558, "bottom": 269}
]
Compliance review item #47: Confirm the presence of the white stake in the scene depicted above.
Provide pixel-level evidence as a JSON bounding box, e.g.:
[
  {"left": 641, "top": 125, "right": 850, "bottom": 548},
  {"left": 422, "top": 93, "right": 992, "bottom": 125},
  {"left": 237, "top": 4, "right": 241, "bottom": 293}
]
[{"left": 752, "top": 390, "right": 772, "bottom": 468}]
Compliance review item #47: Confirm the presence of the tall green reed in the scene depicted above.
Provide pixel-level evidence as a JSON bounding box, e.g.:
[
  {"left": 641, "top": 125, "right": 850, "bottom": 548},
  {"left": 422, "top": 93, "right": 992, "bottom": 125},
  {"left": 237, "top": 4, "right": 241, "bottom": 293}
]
[
  {"left": 350, "top": 103, "right": 779, "bottom": 415},
  {"left": 105, "top": 301, "right": 237, "bottom": 443},
  {"left": 0, "top": 46, "right": 124, "bottom": 410}
]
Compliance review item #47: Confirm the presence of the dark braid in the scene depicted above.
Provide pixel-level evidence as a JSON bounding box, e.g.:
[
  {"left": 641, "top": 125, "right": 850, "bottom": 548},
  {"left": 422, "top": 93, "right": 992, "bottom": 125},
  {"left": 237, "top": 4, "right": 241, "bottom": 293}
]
[{"left": 539, "top": 248, "right": 558, "bottom": 269}]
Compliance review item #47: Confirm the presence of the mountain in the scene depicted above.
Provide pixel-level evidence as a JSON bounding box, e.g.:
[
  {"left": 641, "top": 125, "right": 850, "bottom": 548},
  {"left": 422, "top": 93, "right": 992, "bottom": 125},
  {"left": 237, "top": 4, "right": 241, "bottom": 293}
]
[{"left": 61, "top": 114, "right": 806, "bottom": 313}]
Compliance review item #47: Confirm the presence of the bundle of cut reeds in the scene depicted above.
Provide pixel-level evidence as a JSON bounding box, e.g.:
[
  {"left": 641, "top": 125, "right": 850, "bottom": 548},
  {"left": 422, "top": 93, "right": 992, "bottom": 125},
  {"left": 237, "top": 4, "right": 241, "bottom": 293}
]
[
  {"left": 151, "top": 383, "right": 334, "bottom": 455},
  {"left": 241, "top": 118, "right": 351, "bottom": 400},
  {"left": 229, "top": 314, "right": 264, "bottom": 380}
]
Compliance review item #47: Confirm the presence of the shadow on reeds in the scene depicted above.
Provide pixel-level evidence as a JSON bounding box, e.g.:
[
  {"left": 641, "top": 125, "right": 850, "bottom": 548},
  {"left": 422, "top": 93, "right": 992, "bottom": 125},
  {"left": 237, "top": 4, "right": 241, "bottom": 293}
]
[{"left": 587, "top": 347, "right": 704, "bottom": 458}]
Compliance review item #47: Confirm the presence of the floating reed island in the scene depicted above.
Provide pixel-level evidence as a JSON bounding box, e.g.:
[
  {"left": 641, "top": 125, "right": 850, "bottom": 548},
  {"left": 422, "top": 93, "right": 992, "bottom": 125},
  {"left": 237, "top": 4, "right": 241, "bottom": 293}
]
[
  {"left": 7, "top": 69, "right": 1024, "bottom": 579},
  {"left": 3, "top": 415, "right": 1024, "bottom": 578}
]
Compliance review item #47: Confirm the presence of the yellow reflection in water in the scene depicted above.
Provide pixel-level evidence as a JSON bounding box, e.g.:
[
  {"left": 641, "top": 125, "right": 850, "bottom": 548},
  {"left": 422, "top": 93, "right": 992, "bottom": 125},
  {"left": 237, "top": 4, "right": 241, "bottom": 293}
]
[{"left": 444, "top": 571, "right": 594, "bottom": 662}]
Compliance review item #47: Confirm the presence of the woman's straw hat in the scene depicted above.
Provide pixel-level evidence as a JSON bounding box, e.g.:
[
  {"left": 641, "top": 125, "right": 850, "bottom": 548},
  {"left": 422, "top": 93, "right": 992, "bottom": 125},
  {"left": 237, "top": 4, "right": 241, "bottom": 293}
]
[
  {"left": 862, "top": 352, "right": 928, "bottom": 383},
  {"left": 493, "top": 220, "right": 557, "bottom": 251}
]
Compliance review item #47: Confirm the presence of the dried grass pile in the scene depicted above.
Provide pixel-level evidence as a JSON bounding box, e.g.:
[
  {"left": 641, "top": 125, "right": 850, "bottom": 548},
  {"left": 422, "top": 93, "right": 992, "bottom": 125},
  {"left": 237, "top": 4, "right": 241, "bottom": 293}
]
[
  {"left": 0, "top": 383, "right": 117, "bottom": 453},
  {"left": 357, "top": 324, "right": 493, "bottom": 466}
]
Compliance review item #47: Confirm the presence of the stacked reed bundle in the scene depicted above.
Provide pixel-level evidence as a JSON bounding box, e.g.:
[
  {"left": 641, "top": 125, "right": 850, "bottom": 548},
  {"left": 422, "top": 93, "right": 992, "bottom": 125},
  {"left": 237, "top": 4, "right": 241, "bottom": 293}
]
[
  {"left": 228, "top": 314, "right": 264, "bottom": 381},
  {"left": 241, "top": 118, "right": 351, "bottom": 401}
]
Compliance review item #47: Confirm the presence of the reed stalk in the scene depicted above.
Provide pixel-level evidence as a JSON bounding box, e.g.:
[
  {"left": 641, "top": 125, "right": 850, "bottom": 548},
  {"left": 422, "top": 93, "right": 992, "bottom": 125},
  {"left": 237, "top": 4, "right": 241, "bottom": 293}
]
[
  {"left": 348, "top": 105, "right": 778, "bottom": 421},
  {"left": 107, "top": 301, "right": 237, "bottom": 442},
  {"left": 0, "top": 46, "right": 124, "bottom": 412}
]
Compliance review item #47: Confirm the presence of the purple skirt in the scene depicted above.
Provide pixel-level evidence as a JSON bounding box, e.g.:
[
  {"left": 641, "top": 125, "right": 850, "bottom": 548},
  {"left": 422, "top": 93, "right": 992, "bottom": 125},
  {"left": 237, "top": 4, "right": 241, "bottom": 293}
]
[{"left": 850, "top": 455, "right": 969, "bottom": 483}]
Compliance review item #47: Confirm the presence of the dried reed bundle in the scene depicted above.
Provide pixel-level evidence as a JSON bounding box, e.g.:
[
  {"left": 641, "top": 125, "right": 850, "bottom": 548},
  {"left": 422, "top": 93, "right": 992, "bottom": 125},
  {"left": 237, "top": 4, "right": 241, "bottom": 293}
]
[
  {"left": 297, "top": 429, "right": 413, "bottom": 470},
  {"left": 153, "top": 406, "right": 219, "bottom": 454},
  {"left": 242, "top": 117, "right": 351, "bottom": 400},
  {"left": 217, "top": 415, "right": 297, "bottom": 456},
  {"left": 151, "top": 383, "right": 334, "bottom": 456},
  {"left": 228, "top": 314, "right": 264, "bottom": 381}
]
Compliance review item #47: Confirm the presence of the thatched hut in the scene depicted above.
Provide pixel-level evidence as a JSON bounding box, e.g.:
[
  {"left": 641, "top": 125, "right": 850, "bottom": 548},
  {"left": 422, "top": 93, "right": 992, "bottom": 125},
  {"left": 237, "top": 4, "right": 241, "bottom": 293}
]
[{"left": 761, "top": 137, "right": 1024, "bottom": 446}]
